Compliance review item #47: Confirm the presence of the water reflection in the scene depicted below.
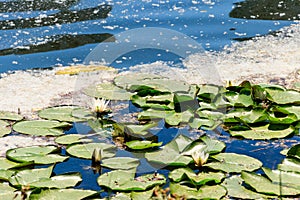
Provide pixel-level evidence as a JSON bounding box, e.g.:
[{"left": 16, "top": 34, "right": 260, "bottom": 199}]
[
  {"left": 0, "top": 0, "right": 79, "bottom": 12},
  {"left": 0, "top": 4, "right": 112, "bottom": 30},
  {"left": 230, "top": 0, "right": 300, "bottom": 20},
  {"left": 0, "top": 33, "right": 115, "bottom": 56}
]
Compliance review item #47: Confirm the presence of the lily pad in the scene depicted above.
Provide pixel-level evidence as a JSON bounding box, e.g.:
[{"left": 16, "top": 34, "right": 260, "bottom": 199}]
[
  {"left": 169, "top": 167, "right": 225, "bottom": 185},
  {"left": 55, "top": 134, "right": 92, "bottom": 145},
  {"left": 0, "top": 183, "right": 20, "bottom": 199},
  {"left": 145, "top": 134, "right": 193, "bottom": 166},
  {"left": 0, "top": 157, "right": 33, "bottom": 170},
  {"left": 97, "top": 170, "right": 165, "bottom": 191},
  {"left": 225, "top": 89, "right": 254, "bottom": 107},
  {"left": 0, "top": 120, "right": 11, "bottom": 137},
  {"left": 71, "top": 108, "right": 95, "bottom": 120},
  {"left": 229, "top": 124, "right": 294, "bottom": 139},
  {"left": 114, "top": 74, "right": 190, "bottom": 93},
  {"left": 137, "top": 109, "right": 175, "bottom": 121},
  {"left": 225, "top": 108, "right": 268, "bottom": 124},
  {"left": 101, "top": 157, "right": 140, "bottom": 170},
  {"left": 9, "top": 165, "right": 53, "bottom": 186},
  {"left": 0, "top": 111, "right": 23, "bottom": 121},
  {"left": 13, "top": 120, "right": 70, "bottom": 136},
  {"left": 164, "top": 110, "right": 194, "bottom": 126},
  {"left": 38, "top": 106, "right": 85, "bottom": 122},
  {"left": 287, "top": 144, "right": 300, "bottom": 160},
  {"left": 66, "top": 142, "right": 116, "bottom": 159},
  {"left": 205, "top": 153, "right": 262, "bottom": 173},
  {"left": 126, "top": 140, "right": 162, "bottom": 150},
  {"left": 170, "top": 183, "right": 227, "bottom": 199},
  {"left": 6, "top": 145, "right": 68, "bottom": 164},
  {"left": 241, "top": 171, "right": 300, "bottom": 196},
  {"left": 125, "top": 123, "right": 157, "bottom": 136},
  {"left": 29, "top": 189, "right": 98, "bottom": 200},
  {"left": 188, "top": 117, "right": 216, "bottom": 129},
  {"left": 273, "top": 105, "right": 300, "bottom": 120},
  {"left": 84, "top": 83, "right": 132, "bottom": 100},
  {"left": 265, "top": 88, "right": 300, "bottom": 104},
  {"left": 222, "top": 175, "right": 272, "bottom": 199},
  {"left": 263, "top": 167, "right": 300, "bottom": 190},
  {"left": 278, "top": 158, "right": 300, "bottom": 172}
]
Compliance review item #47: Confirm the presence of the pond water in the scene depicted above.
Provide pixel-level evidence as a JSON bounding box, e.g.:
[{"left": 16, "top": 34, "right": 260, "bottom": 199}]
[{"left": 0, "top": 0, "right": 296, "bottom": 73}]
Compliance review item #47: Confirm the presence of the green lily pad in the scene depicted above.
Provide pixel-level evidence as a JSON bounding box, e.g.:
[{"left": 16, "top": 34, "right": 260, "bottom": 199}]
[
  {"left": 6, "top": 145, "right": 68, "bottom": 164},
  {"left": 278, "top": 158, "right": 300, "bottom": 172},
  {"left": 268, "top": 112, "right": 298, "bottom": 124},
  {"left": 29, "top": 189, "right": 98, "bottom": 200},
  {"left": 265, "top": 88, "right": 300, "bottom": 104},
  {"left": 0, "top": 111, "right": 23, "bottom": 121},
  {"left": 55, "top": 134, "right": 92, "bottom": 145},
  {"left": 205, "top": 153, "right": 262, "bottom": 173},
  {"left": 169, "top": 167, "right": 225, "bottom": 185},
  {"left": 222, "top": 175, "right": 273, "bottom": 199},
  {"left": 164, "top": 110, "right": 194, "bottom": 126},
  {"left": 126, "top": 140, "right": 162, "bottom": 150},
  {"left": 137, "top": 109, "right": 175, "bottom": 121},
  {"left": 38, "top": 106, "right": 85, "bottom": 122},
  {"left": 170, "top": 183, "right": 227, "bottom": 199},
  {"left": 101, "top": 157, "right": 140, "bottom": 170},
  {"left": 229, "top": 124, "right": 294, "bottom": 139},
  {"left": 97, "top": 170, "right": 165, "bottom": 191},
  {"left": 66, "top": 142, "right": 116, "bottom": 159},
  {"left": 145, "top": 134, "right": 193, "bottom": 166},
  {"left": 114, "top": 74, "right": 190, "bottom": 93},
  {"left": 13, "top": 120, "right": 70, "bottom": 136},
  {"left": 125, "top": 123, "right": 157, "bottom": 136},
  {"left": 0, "top": 120, "right": 11, "bottom": 137},
  {"left": 30, "top": 173, "right": 82, "bottom": 189},
  {"left": 225, "top": 89, "right": 254, "bottom": 107},
  {"left": 225, "top": 108, "right": 268, "bottom": 124},
  {"left": 71, "top": 108, "right": 95, "bottom": 120},
  {"left": 84, "top": 83, "right": 132, "bottom": 100},
  {"left": 188, "top": 117, "right": 216, "bottom": 129},
  {"left": 113, "top": 189, "right": 155, "bottom": 200},
  {"left": 273, "top": 105, "right": 300, "bottom": 120},
  {"left": 9, "top": 165, "right": 53, "bottom": 186},
  {"left": 198, "top": 84, "right": 222, "bottom": 101},
  {"left": 263, "top": 167, "right": 300, "bottom": 190},
  {"left": 0, "top": 169, "right": 15, "bottom": 181},
  {"left": 0, "top": 182, "right": 20, "bottom": 199},
  {"left": 287, "top": 144, "right": 300, "bottom": 160},
  {"left": 241, "top": 171, "right": 300, "bottom": 196},
  {"left": 0, "top": 157, "right": 33, "bottom": 170}
]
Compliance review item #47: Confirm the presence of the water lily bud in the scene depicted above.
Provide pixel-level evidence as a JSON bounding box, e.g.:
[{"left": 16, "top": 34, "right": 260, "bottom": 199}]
[
  {"left": 191, "top": 149, "right": 209, "bottom": 167},
  {"left": 92, "top": 148, "right": 102, "bottom": 165}
]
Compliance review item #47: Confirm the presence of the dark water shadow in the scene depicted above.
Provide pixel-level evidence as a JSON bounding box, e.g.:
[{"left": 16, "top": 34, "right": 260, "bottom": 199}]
[
  {"left": 230, "top": 0, "right": 300, "bottom": 20},
  {"left": 0, "top": 0, "right": 79, "bottom": 12},
  {"left": 0, "top": 4, "right": 112, "bottom": 30},
  {"left": 0, "top": 33, "right": 115, "bottom": 56}
]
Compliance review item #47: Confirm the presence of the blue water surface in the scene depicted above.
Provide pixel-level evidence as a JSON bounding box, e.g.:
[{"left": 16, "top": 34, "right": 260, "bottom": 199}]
[{"left": 0, "top": 0, "right": 296, "bottom": 73}]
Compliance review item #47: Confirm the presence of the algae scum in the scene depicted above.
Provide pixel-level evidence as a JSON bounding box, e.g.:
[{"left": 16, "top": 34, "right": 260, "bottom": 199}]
[{"left": 0, "top": 73, "right": 299, "bottom": 199}]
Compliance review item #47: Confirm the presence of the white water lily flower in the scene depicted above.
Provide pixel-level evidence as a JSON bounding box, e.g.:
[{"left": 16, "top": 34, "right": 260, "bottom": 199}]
[
  {"left": 191, "top": 149, "right": 209, "bottom": 167},
  {"left": 93, "top": 98, "right": 110, "bottom": 113}
]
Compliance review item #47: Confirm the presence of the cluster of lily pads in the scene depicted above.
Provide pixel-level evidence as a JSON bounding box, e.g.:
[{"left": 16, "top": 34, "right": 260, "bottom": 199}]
[{"left": 0, "top": 73, "right": 299, "bottom": 199}]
